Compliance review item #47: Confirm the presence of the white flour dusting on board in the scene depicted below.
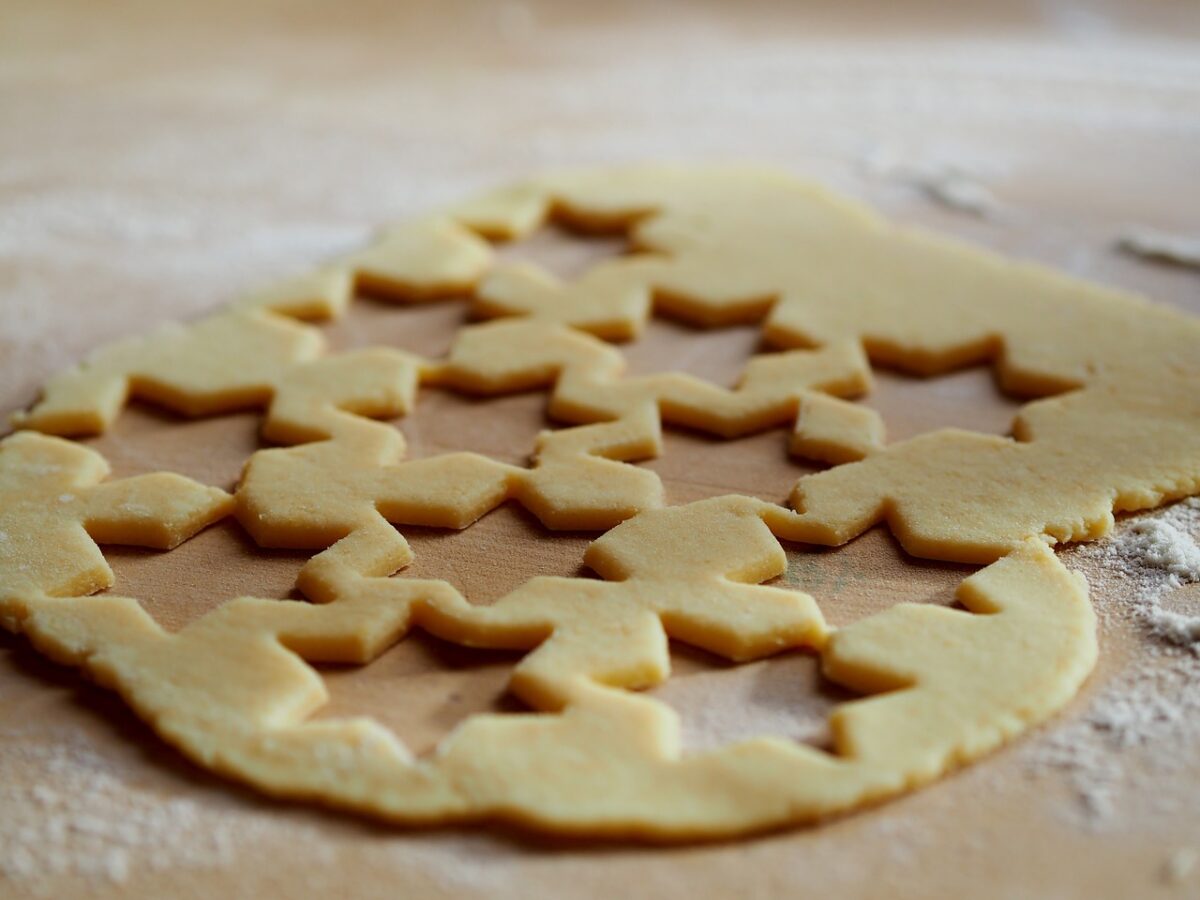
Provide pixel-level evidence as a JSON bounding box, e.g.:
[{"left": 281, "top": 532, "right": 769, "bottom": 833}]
[
  {"left": 1079, "top": 499, "right": 1200, "bottom": 644},
  {"left": 0, "top": 731, "right": 338, "bottom": 894},
  {"left": 860, "top": 144, "right": 1001, "bottom": 217},
  {"left": 0, "top": 727, "right": 592, "bottom": 898},
  {"left": 1117, "top": 227, "right": 1200, "bottom": 270},
  {"left": 1024, "top": 499, "right": 1200, "bottom": 824}
]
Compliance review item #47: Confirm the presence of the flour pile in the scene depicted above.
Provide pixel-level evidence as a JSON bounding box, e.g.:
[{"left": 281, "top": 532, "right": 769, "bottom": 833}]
[
  {"left": 1087, "top": 500, "right": 1200, "bottom": 647},
  {"left": 1025, "top": 499, "right": 1200, "bottom": 823}
]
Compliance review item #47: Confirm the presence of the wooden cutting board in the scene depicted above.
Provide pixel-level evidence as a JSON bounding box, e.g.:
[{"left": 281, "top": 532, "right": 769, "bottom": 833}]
[{"left": 2, "top": 2, "right": 1199, "bottom": 897}]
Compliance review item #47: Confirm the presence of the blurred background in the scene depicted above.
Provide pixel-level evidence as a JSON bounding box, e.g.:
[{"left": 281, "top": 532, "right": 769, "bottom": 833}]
[{"left": 2, "top": 0, "right": 1198, "bottom": 415}]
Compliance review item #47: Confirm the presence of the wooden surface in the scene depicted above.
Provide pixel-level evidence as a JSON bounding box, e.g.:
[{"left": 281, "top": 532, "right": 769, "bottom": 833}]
[{"left": 2, "top": 2, "right": 1200, "bottom": 898}]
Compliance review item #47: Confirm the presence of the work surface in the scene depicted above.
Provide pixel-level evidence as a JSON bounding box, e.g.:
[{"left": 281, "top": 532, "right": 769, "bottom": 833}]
[{"left": 2, "top": 2, "right": 1200, "bottom": 897}]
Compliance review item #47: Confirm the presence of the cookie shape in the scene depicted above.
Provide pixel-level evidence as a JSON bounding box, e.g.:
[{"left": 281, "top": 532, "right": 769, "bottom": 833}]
[
  {"left": 0, "top": 432, "right": 232, "bottom": 606},
  {"left": 0, "top": 495, "right": 1096, "bottom": 838}
]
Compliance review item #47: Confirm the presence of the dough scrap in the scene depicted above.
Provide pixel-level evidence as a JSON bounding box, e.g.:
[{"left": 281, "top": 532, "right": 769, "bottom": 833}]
[{"left": 0, "top": 490, "right": 1096, "bottom": 839}]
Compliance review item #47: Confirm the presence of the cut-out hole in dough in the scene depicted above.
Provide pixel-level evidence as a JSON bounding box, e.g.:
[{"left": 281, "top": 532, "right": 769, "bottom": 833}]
[
  {"left": 317, "top": 632, "right": 525, "bottom": 758},
  {"left": 400, "top": 504, "right": 593, "bottom": 605},
  {"left": 781, "top": 527, "right": 974, "bottom": 628},
  {"left": 495, "top": 220, "right": 633, "bottom": 281},
  {"left": 322, "top": 295, "right": 469, "bottom": 358},
  {"left": 862, "top": 366, "right": 1026, "bottom": 444},
  {"left": 320, "top": 505, "right": 594, "bottom": 757},
  {"left": 621, "top": 319, "right": 767, "bottom": 386},
  {"left": 645, "top": 429, "right": 822, "bottom": 506},
  {"left": 105, "top": 519, "right": 310, "bottom": 632},
  {"left": 83, "top": 407, "right": 261, "bottom": 490},
  {"left": 649, "top": 644, "right": 847, "bottom": 754},
  {"left": 398, "top": 389, "right": 549, "bottom": 467}
]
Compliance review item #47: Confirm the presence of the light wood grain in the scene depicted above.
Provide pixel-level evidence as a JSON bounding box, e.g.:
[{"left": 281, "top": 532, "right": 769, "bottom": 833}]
[{"left": 2, "top": 2, "right": 1199, "bottom": 897}]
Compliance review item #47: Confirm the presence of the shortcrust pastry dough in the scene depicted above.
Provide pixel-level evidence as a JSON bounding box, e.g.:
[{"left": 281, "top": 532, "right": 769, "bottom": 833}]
[
  {"left": 448, "top": 167, "right": 1200, "bottom": 561},
  {"left": 14, "top": 167, "right": 1200, "bottom": 563},
  {"left": 4, "top": 165, "right": 1195, "bottom": 838},
  {"left": 235, "top": 217, "right": 494, "bottom": 318},
  {"left": 0, "top": 432, "right": 231, "bottom": 606},
  {"left": 0, "top": 463, "right": 1096, "bottom": 838}
]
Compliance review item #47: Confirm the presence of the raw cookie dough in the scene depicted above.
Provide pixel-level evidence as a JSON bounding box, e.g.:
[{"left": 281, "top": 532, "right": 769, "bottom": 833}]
[
  {"left": 446, "top": 167, "right": 1200, "bottom": 561},
  {"left": 13, "top": 295, "right": 880, "bottom": 484},
  {"left": 0, "top": 432, "right": 231, "bottom": 605},
  {"left": 0, "top": 475, "right": 1097, "bottom": 839},
  {"left": 14, "top": 166, "right": 1200, "bottom": 564},
  {"left": 9, "top": 307, "right": 423, "bottom": 443},
  {"left": 787, "top": 375, "right": 1200, "bottom": 563},
  {"left": 435, "top": 319, "right": 882, "bottom": 465},
  {"left": 234, "top": 216, "right": 495, "bottom": 319},
  {"left": 235, "top": 319, "right": 880, "bottom": 547},
  {"left": 2, "top": 165, "right": 1190, "bottom": 839},
  {"left": 235, "top": 393, "right": 664, "bottom": 541}
]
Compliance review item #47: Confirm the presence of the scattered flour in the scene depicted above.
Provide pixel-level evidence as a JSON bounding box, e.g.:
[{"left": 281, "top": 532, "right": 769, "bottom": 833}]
[
  {"left": 0, "top": 9, "right": 1195, "bottom": 894},
  {"left": 650, "top": 656, "right": 831, "bottom": 752},
  {"left": 860, "top": 145, "right": 1001, "bottom": 217},
  {"left": 1117, "top": 227, "right": 1200, "bottom": 270},
  {"left": 920, "top": 175, "right": 998, "bottom": 217},
  {"left": 1164, "top": 847, "right": 1199, "bottom": 885},
  {"left": 1024, "top": 498, "right": 1200, "bottom": 824},
  {"left": 0, "top": 730, "right": 332, "bottom": 894},
  {"left": 1083, "top": 500, "right": 1200, "bottom": 646}
]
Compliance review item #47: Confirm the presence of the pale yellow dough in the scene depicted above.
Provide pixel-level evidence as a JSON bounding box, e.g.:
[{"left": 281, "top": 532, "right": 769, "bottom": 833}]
[
  {"left": 14, "top": 166, "right": 1200, "bottom": 563},
  {"left": 449, "top": 167, "right": 1200, "bottom": 562},
  {"left": 6, "top": 164, "right": 1198, "bottom": 839},
  {"left": 0, "top": 432, "right": 232, "bottom": 606},
  {"left": 0, "top": 452, "right": 1095, "bottom": 837},
  {"left": 234, "top": 216, "right": 494, "bottom": 318},
  {"left": 9, "top": 307, "right": 424, "bottom": 444},
  {"left": 235, "top": 321, "right": 879, "bottom": 547}
]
